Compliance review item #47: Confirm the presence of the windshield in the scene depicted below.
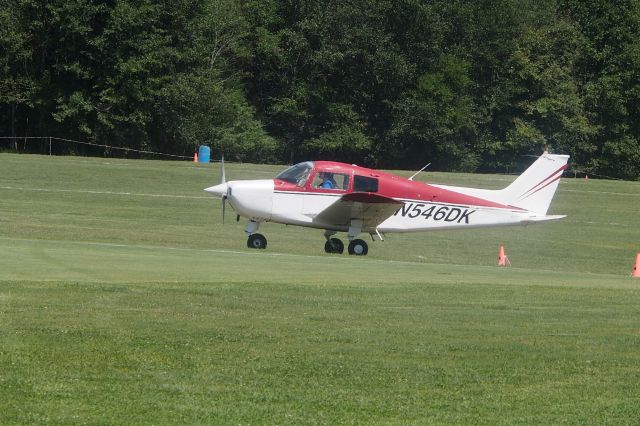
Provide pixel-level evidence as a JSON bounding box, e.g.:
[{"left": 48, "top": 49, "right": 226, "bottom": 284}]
[{"left": 275, "top": 161, "right": 314, "bottom": 187}]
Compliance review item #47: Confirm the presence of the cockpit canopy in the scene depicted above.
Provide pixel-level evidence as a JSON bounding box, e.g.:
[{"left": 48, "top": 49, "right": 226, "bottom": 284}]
[
  {"left": 276, "top": 161, "right": 377, "bottom": 193},
  {"left": 275, "top": 161, "right": 314, "bottom": 187}
]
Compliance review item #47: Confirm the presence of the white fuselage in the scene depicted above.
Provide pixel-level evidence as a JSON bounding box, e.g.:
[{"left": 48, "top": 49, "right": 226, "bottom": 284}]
[{"left": 226, "top": 181, "right": 547, "bottom": 233}]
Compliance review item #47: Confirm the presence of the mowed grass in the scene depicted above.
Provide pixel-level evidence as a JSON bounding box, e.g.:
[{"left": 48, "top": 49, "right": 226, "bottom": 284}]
[{"left": 1, "top": 153, "right": 640, "bottom": 424}]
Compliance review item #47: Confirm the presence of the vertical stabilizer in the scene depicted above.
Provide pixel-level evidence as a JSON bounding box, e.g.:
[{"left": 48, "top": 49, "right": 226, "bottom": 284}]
[
  {"left": 431, "top": 152, "right": 569, "bottom": 215},
  {"left": 498, "top": 153, "right": 569, "bottom": 214}
]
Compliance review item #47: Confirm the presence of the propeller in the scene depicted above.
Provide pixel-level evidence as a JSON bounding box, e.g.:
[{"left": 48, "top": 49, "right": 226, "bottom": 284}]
[
  {"left": 203, "top": 154, "right": 229, "bottom": 224},
  {"left": 222, "top": 194, "right": 226, "bottom": 224},
  {"left": 220, "top": 154, "right": 226, "bottom": 184},
  {"left": 220, "top": 155, "right": 227, "bottom": 224}
]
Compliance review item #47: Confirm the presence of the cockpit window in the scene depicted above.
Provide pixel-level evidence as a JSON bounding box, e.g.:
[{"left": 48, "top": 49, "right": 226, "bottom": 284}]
[
  {"left": 312, "top": 171, "right": 350, "bottom": 190},
  {"left": 276, "top": 161, "right": 314, "bottom": 187},
  {"left": 354, "top": 175, "right": 378, "bottom": 192}
]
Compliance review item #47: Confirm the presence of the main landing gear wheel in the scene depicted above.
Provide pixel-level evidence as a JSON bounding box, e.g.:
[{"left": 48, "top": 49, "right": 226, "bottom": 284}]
[
  {"left": 324, "top": 238, "right": 344, "bottom": 254},
  {"left": 247, "top": 233, "right": 267, "bottom": 249},
  {"left": 348, "top": 239, "right": 368, "bottom": 256}
]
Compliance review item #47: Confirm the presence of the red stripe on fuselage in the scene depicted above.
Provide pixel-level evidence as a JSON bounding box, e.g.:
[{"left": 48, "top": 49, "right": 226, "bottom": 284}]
[
  {"left": 379, "top": 179, "right": 515, "bottom": 209},
  {"left": 274, "top": 161, "right": 519, "bottom": 210}
]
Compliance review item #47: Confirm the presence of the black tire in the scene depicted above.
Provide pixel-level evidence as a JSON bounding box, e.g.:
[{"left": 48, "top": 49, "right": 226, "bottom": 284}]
[
  {"left": 348, "top": 239, "right": 368, "bottom": 256},
  {"left": 247, "top": 233, "right": 267, "bottom": 249},
  {"left": 324, "top": 237, "right": 344, "bottom": 254}
]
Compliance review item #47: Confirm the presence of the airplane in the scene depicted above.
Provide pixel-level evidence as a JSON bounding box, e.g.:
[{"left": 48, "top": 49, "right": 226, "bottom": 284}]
[{"left": 204, "top": 152, "right": 569, "bottom": 256}]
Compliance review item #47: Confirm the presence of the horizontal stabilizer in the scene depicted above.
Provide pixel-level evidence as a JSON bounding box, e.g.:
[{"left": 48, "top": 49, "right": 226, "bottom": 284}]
[{"left": 522, "top": 214, "right": 566, "bottom": 224}]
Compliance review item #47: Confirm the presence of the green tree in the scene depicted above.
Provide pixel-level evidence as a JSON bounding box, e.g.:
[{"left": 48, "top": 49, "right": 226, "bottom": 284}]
[
  {"left": 0, "top": 1, "right": 37, "bottom": 141},
  {"left": 489, "top": 17, "right": 597, "bottom": 169},
  {"left": 560, "top": 0, "right": 640, "bottom": 179},
  {"left": 1, "top": 0, "right": 275, "bottom": 160},
  {"left": 242, "top": 0, "right": 414, "bottom": 165},
  {"left": 388, "top": 54, "right": 479, "bottom": 171}
]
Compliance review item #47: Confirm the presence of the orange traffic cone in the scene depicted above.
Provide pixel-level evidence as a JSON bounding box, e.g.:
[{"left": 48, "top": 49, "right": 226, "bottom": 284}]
[
  {"left": 633, "top": 253, "right": 640, "bottom": 278},
  {"left": 498, "top": 245, "right": 511, "bottom": 267},
  {"left": 193, "top": 152, "right": 198, "bottom": 162}
]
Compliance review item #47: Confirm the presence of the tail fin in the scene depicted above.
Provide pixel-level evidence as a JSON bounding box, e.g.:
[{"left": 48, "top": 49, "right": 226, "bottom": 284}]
[
  {"left": 497, "top": 153, "right": 569, "bottom": 214},
  {"left": 431, "top": 152, "right": 569, "bottom": 215}
]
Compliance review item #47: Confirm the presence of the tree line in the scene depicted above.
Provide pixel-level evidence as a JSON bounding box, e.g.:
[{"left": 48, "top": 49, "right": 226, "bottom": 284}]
[{"left": 1, "top": 0, "right": 639, "bottom": 179}]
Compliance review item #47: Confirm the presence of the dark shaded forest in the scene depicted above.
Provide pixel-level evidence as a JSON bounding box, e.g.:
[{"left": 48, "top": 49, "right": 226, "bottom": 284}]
[{"left": 1, "top": 0, "right": 639, "bottom": 178}]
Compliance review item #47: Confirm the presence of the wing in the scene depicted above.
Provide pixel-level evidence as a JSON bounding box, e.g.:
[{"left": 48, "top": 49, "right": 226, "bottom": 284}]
[{"left": 314, "top": 192, "right": 404, "bottom": 230}]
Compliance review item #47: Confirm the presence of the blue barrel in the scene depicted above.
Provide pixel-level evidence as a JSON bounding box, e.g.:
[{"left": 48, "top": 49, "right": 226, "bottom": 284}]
[{"left": 198, "top": 145, "right": 211, "bottom": 163}]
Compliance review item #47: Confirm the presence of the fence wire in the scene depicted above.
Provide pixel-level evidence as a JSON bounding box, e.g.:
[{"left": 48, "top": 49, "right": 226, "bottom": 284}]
[{"left": 0, "top": 136, "right": 194, "bottom": 160}]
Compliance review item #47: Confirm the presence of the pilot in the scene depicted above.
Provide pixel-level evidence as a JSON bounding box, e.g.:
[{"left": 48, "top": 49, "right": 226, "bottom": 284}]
[{"left": 319, "top": 172, "right": 337, "bottom": 189}]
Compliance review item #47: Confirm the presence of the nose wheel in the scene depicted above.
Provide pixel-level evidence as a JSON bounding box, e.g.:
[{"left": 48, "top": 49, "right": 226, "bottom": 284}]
[
  {"left": 348, "top": 239, "right": 368, "bottom": 256},
  {"left": 247, "top": 233, "right": 267, "bottom": 249}
]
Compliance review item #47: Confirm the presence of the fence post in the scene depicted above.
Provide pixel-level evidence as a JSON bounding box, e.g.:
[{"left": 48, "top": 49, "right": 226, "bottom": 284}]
[{"left": 49, "top": 136, "right": 52, "bottom": 156}]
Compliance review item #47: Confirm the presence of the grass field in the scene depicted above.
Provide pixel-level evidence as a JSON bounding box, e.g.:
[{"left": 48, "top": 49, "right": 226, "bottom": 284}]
[{"left": 1, "top": 153, "right": 639, "bottom": 424}]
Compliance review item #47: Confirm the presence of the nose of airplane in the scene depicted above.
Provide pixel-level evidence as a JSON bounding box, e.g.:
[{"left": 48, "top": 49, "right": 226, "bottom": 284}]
[{"left": 204, "top": 182, "right": 228, "bottom": 198}]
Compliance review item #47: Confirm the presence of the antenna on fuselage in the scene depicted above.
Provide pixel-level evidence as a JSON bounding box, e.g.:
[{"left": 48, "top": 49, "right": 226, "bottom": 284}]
[{"left": 408, "top": 163, "right": 431, "bottom": 181}]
